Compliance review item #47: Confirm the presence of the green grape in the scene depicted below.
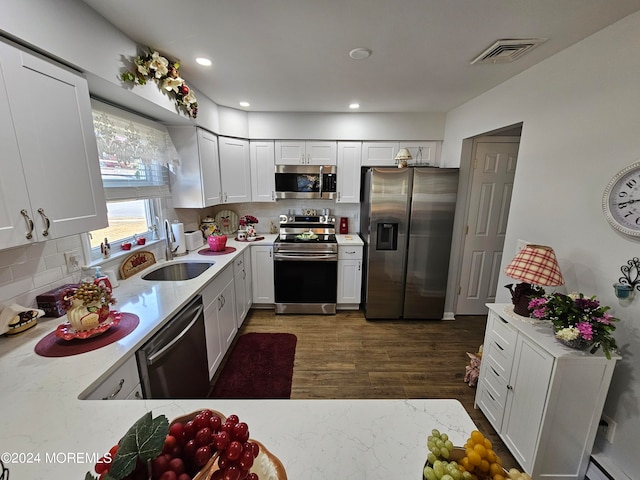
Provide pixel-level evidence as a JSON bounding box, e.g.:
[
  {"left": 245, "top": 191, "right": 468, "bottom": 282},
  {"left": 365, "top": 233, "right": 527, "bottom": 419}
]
[
  {"left": 423, "top": 466, "right": 437, "bottom": 480},
  {"left": 441, "top": 433, "right": 449, "bottom": 442},
  {"left": 440, "top": 446, "right": 450, "bottom": 459},
  {"left": 461, "top": 472, "right": 473, "bottom": 480},
  {"left": 441, "top": 475, "right": 455, "bottom": 480},
  {"left": 444, "top": 440, "right": 454, "bottom": 451},
  {"left": 432, "top": 429, "right": 441, "bottom": 437},
  {"left": 427, "top": 452, "right": 437, "bottom": 464},
  {"left": 449, "top": 469, "right": 462, "bottom": 480},
  {"left": 431, "top": 446, "right": 441, "bottom": 457},
  {"left": 433, "top": 460, "right": 445, "bottom": 479}
]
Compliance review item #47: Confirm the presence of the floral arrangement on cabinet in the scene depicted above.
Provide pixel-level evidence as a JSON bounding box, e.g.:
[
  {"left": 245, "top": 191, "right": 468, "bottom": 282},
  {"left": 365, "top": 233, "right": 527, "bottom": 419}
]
[
  {"left": 239, "top": 215, "right": 259, "bottom": 237},
  {"left": 528, "top": 292, "right": 619, "bottom": 359},
  {"left": 121, "top": 50, "right": 198, "bottom": 118}
]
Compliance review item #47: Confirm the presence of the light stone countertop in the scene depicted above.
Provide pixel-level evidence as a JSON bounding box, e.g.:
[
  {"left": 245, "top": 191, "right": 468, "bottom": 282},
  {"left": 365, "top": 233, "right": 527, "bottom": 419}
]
[{"left": 0, "top": 233, "right": 479, "bottom": 479}]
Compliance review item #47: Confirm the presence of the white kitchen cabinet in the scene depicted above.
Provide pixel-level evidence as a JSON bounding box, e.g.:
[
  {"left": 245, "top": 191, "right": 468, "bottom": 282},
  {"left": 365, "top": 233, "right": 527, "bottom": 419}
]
[
  {"left": 476, "top": 305, "right": 619, "bottom": 479},
  {"left": 249, "top": 140, "right": 276, "bottom": 202},
  {"left": 168, "top": 127, "right": 222, "bottom": 208},
  {"left": 233, "top": 249, "right": 253, "bottom": 327},
  {"left": 402, "top": 141, "right": 441, "bottom": 166},
  {"left": 219, "top": 137, "right": 252, "bottom": 203},
  {"left": 0, "top": 38, "right": 107, "bottom": 249},
  {"left": 251, "top": 245, "right": 274, "bottom": 304},
  {"left": 337, "top": 245, "right": 362, "bottom": 308},
  {"left": 202, "top": 264, "right": 237, "bottom": 379},
  {"left": 361, "top": 141, "right": 441, "bottom": 167},
  {"left": 336, "top": 142, "right": 362, "bottom": 203},
  {"left": 274, "top": 140, "right": 336, "bottom": 165},
  {"left": 82, "top": 356, "right": 142, "bottom": 400}
]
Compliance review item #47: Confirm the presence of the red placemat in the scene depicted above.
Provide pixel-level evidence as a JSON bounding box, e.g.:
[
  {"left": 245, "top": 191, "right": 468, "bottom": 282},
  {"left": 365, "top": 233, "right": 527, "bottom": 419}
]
[
  {"left": 34, "top": 313, "right": 139, "bottom": 357},
  {"left": 198, "top": 246, "right": 237, "bottom": 255}
]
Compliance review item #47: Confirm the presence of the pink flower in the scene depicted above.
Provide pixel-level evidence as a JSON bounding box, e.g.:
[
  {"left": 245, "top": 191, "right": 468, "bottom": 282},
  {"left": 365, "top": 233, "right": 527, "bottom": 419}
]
[
  {"left": 576, "top": 322, "right": 593, "bottom": 341},
  {"left": 597, "top": 313, "right": 613, "bottom": 325}
]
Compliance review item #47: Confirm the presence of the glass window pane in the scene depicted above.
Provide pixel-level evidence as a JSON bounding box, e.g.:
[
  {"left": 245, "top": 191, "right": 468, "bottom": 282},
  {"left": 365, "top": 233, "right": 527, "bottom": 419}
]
[{"left": 90, "top": 199, "right": 148, "bottom": 248}]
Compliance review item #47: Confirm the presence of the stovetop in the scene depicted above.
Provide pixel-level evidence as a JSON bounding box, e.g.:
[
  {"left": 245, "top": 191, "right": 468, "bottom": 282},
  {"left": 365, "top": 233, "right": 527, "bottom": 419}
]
[{"left": 275, "top": 213, "right": 337, "bottom": 246}]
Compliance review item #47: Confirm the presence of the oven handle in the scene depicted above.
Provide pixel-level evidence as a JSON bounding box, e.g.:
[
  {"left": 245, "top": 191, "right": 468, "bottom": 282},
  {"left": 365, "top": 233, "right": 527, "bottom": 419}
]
[
  {"left": 146, "top": 304, "right": 204, "bottom": 365},
  {"left": 274, "top": 253, "right": 337, "bottom": 261},
  {"left": 319, "top": 165, "right": 323, "bottom": 198}
]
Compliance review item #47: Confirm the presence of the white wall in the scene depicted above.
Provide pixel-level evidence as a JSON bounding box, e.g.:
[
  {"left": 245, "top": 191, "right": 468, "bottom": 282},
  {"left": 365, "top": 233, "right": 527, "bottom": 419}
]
[{"left": 442, "top": 11, "right": 640, "bottom": 476}]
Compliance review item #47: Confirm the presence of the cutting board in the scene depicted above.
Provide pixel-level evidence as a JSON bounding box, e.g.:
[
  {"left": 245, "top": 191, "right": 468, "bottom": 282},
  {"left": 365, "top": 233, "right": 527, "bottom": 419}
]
[{"left": 119, "top": 251, "right": 156, "bottom": 279}]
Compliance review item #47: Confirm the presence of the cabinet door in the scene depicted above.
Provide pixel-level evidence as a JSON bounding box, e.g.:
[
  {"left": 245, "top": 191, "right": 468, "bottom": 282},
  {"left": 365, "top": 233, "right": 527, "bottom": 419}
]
[
  {"left": 198, "top": 129, "right": 222, "bottom": 206},
  {"left": 337, "top": 259, "right": 362, "bottom": 304},
  {"left": 233, "top": 254, "right": 248, "bottom": 327},
  {"left": 243, "top": 249, "right": 253, "bottom": 313},
  {"left": 10, "top": 42, "right": 107, "bottom": 239},
  {"left": 219, "top": 137, "right": 251, "bottom": 203},
  {"left": 336, "top": 142, "right": 362, "bottom": 203},
  {"left": 250, "top": 141, "right": 276, "bottom": 202},
  {"left": 275, "top": 141, "right": 305, "bottom": 165},
  {"left": 0, "top": 41, "right": 33, "bottom": 248},
  {"left": 361, "top": 142, "right": 400, "bottom": 166},
  {"left": 251, "top": 246, "right": 274, "bottom": 303},
  {"left": 502, "top": 336, "right": 553, "bottom": 472},
  {"left": 306, "top": 141, "right": 337, "bottom": 165},
  {"left": 403, "top": 141, "right": 440, "bottom": 166},
  {"left": 203, "top": 284, "right": 223, "bottom": 379},
  {"left": 218, "top": 278, "right": 237, "bottom": 351}
]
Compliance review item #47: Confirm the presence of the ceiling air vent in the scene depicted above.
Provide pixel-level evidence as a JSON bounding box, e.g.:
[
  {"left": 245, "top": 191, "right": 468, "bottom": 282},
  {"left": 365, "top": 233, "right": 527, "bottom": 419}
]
[{"left": 471, "top": 38, "right": 547, "bottom": 64}]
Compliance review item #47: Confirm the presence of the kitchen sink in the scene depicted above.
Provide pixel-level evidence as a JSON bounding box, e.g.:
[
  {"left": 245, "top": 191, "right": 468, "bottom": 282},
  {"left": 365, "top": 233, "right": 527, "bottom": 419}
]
[{"left": 142, "top": 262, "right": 215, "bottom": 281}]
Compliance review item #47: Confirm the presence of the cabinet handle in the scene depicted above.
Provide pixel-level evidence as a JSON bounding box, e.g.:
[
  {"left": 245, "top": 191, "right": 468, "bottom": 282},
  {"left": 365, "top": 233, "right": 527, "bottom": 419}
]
[
  {"left": 494, "top": 341, "right": 504, "bottom": 351},
  {"left": 271, "top": 191, "right": 275, "bottom": 201},
  {"left": 346, "top": 250, "right": 356, "bottom": 254},
  {"left": 300, "top": 154, "right": 304, "bottom": 164},
  {"left": 220, "top": 294, "right": 225, "bottom": 308},
  {"left": 20, "top": 209, "right": 34, "bottom": 239},
  {"left": 242, "top": 270, "right": 246, "bottom": 280},
  {"left": 38, "top": 208, "right": 50, "bottom": 237},
  {"left": 307, "top": 154, "right": 311, "bottom": 164},
  {"left": 102, "top": 378, "right": 125, "bottom": 400},
  {"left": 507, "top": 384, "right": 513, "bottom": 390},
  {"left": 487, "top": 390, "right": 496, "bottom": 402},
  {"left": 490, "top": 366, "right": 500, "bottom": 378},
  {"left": 358, "top": 262, "right": 361, "bottom": 271},
  {"left": 134, "top": 390, "right": 143, "bottom": 400}
]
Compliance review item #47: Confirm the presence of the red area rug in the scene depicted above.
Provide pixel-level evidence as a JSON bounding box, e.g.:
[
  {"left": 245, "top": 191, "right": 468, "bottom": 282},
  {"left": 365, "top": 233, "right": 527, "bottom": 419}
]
[{"left": 209, "top": 333, "right": 297, "bottom": 399}]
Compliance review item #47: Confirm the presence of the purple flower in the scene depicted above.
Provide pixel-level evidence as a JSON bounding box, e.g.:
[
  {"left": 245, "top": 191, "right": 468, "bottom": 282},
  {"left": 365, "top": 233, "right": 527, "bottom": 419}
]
[
  {"left": 577, "top": 322, "right": 594, "bottom": 341},
  {"left": 575, "top": 297, "right": 600, "bottom": 310},
  {"left": 528, "top": 297, "right": 548, "bottom": 309},
  {"left": 532, "top": 307, "right": 548, "bottom": 319}
]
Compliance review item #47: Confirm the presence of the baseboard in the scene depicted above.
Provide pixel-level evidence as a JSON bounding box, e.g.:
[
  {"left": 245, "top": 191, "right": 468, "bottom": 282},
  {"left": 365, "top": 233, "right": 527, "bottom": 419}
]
[
  {"left": 587, "top": 452, "right": 631, "bottom": 480},
  {"left": 442, "top": 311, "right": 455, "bottom": 320}
]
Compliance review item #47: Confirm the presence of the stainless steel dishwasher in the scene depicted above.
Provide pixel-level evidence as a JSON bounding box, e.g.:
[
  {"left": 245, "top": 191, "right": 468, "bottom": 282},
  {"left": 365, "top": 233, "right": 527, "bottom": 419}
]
[{"left": 136, "top": 295, "right": 209, "bottom": 398}]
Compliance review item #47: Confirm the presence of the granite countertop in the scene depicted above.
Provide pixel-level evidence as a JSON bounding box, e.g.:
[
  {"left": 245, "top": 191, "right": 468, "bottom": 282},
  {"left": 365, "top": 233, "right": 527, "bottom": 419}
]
[{"left": 0, "top": 233, "right": 479, "bottom": 479}]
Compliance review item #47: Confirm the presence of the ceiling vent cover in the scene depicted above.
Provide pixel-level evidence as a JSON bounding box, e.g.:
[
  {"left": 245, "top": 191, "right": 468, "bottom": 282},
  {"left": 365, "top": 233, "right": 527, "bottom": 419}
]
[{"left": 471, "top": 38, "right": 547, "bottom": 64}]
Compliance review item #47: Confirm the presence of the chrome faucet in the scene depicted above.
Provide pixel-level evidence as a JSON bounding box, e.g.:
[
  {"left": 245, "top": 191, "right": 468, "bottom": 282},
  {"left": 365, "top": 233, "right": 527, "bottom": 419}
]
[{"left": 164, "top": 219, "right": 178, "bottom": 260}]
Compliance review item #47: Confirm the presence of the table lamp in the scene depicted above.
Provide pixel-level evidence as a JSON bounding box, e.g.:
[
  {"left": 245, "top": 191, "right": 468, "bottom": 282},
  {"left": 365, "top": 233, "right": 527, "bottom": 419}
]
[
  {"left": 394, "top": 148, "right": 412, "bottom": 168},
  {"left": 504, "top": 244, "right": 564, "bottom": 316}
]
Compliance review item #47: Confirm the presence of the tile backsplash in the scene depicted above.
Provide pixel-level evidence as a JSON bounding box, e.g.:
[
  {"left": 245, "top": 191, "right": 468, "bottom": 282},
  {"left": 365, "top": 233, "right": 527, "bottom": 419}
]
[{"left": 0, "top": 235, "right": 85, "bottom": 308}]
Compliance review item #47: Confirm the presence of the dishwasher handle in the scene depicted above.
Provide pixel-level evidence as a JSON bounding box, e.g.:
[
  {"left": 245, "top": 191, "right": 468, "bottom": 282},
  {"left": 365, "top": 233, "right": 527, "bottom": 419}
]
[{"left": 146, "top": 304, "right": 204, "bottom": 366}]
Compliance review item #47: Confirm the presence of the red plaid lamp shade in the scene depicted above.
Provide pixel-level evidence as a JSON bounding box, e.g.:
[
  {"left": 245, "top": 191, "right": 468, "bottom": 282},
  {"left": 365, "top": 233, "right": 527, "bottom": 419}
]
[{"left": 504, "top": 244, "right": 564, "bottom": 286}]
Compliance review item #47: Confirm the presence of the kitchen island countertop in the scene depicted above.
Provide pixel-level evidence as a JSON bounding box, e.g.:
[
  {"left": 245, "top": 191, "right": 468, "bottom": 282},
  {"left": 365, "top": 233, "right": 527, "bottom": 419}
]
[{"left": 0, "top": 233, "right": 478, "bottom": 479}]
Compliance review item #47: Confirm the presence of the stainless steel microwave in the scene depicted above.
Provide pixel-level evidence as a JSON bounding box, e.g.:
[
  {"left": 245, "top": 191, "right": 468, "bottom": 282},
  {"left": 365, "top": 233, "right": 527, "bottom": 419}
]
[{"left": 274, "top": 165, "right": 337, "bottom": 199}]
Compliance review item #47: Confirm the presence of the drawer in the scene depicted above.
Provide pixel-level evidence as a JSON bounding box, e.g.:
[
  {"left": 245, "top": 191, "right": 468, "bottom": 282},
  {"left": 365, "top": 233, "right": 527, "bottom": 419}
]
[
  {"left": 338, "top": 246, "right": 362, "bottom": 260},
  {"left": 84, "top": 356, "right": 140, "bottom": 400},
  {"left": 233, "top": 254, "right": 244, "bottom": 276},
  {"left": 482, "top": 352, "right": 510, "bottom": 408},
  {"left": 487, "top": 311, "right": 517, "bottom": 357}
]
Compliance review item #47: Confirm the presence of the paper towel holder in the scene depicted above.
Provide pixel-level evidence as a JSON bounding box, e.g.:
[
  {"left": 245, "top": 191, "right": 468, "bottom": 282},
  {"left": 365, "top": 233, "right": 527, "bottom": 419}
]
[{"left": 171, "top": 221, "right": 188, "bottom": 257}]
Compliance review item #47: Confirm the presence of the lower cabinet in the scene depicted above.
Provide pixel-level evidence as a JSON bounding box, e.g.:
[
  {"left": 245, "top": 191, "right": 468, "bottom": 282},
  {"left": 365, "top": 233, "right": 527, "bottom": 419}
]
[
  {"left": 251, "top": 245, "right": 274, "bottom": 304},
  {"left": 233, "top": 249, "right": 253, "bottom": 327},
  {"left": 83, "top": 355, "right": 142, "bottom": 400},
  {"left": 337, "top": 245, "right": 362, "bottom": 308},
  {"left": 476, "top": 305, "right": 619, "bottom": 479},
  {"left": 202, "top": 264, "right": 237, "bottom": 379}
]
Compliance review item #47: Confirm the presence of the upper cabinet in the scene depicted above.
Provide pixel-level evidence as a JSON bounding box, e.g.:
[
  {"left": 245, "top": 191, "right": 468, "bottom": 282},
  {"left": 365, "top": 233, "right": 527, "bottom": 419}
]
[
  {"left": 250, "top": 141, "right": 276, "bottom": 202},
  {"left": 168, "top": 127, "right": 222, "bottom": 208},
  {"left": 0, "top": 38, "right": 107, "bottom": 249},
  {"left": 275, "top": 141, "right": 336, "bottom": 165},
  {"left": 336, "top": 142, "right": 362, "bottom": 204},
  {"left": 361, "top": 141, "right": 441, "bottom": 167},
  {"left": 219, "top": 137, "right": 252, "bottom": 204}
]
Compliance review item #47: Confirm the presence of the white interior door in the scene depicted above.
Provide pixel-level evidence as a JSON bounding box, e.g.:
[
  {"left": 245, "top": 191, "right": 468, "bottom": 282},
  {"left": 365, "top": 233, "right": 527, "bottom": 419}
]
[{"left": 456, "top": 139, "right": 519, "bottom": 314}]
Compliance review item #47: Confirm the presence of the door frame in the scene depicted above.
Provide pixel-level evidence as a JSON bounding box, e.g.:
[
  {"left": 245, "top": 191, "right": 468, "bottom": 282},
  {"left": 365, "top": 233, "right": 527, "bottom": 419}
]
[{"left": 443, "top": 124, "right": 522, "bottom": 319}]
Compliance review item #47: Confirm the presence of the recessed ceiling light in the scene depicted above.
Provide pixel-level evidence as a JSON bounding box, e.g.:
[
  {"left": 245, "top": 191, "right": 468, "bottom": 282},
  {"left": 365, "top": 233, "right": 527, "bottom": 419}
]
[
  {"left": 349, "top": 48, "right": 372, "bottom": 60},
  {"left": 195, "top": 57, "right": 212, "bottom": 66},
  {"left": 349, "top": 103, "right": 360, "bottom": 109},
  {"left": 239, "top": 101, "right": 250, "bottom": 108}
]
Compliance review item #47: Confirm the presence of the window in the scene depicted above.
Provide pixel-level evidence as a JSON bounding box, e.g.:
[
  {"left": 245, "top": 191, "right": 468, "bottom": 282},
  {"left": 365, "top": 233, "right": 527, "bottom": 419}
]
[{"left": 87, "top": 100, "right": 179, "bottom": 260}]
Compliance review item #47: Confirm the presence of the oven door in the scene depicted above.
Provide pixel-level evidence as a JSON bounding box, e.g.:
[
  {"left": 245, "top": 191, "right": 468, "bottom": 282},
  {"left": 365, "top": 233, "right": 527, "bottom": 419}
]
[{"left": 274, "top": 252, "right": 337, "bottom": 314}]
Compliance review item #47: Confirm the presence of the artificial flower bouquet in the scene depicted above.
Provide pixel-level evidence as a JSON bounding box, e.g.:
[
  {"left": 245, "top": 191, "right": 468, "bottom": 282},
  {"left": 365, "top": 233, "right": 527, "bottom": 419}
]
[
  {"left": 528, "top": 292, "right": 619, "bottom": 359},
  {"left": 239, "top": 215, "right": 259, "bottom": 227}
]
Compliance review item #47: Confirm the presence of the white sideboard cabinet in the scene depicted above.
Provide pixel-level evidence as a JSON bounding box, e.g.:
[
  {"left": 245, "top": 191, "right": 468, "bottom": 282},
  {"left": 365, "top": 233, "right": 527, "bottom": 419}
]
[
  {"left": 0, "top": 38, "right": 107, "bottom": 249},
  {"left": 476, "top": 304, "right": 619, "bottom": 480}
]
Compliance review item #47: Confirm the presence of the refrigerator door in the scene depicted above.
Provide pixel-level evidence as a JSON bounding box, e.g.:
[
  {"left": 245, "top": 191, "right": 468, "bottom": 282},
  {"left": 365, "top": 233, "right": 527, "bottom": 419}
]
[
  {"left": 363, "top": 167, "right": 411, "bottom": 319},
  {"left": 403, "top": 168, "right": 459, "bottom": 318}
]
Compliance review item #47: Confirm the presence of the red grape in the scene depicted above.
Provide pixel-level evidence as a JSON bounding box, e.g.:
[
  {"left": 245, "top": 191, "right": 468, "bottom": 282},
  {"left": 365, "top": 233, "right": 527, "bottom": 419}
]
[
  {"left": 223, "top": 464, "right": 241, "bottom": 480},
  {"left": 227, "top": 414, "right": 239, "bottom": 424},
  {"left": 232, "top": 422, "right": 249, "bottom": 442},
  {"left": 194, "top": 445, "right": 212, "bottom": 467},
  {"left": 183, "top": 439, "right": 198, "bottom": 459},
  {"left": 195, "top": 427, "right": 212, "bottom": 446},
  {"left": 214, "top": 431, "right": 230, "bottom": 450},
  {"left": 209, "top": 414, "right": 222, "bottom": 431},
  {"left": 238, "top": 449, "right": 254, "bottom": 470},
  {"left": 200, "top": 409, "right": 214, "bottom": 419},
  {"left": 168, "top": 457, "right": 185, "bottom": 475},
  {"left": 184, "top": 420, "right": 197, "bottom": 439},
  {"left": 169, "top": 422, "right": 185, "bottom": 441},
  {"left": 194, "top": 413, "right": 210, "bottom": 430},
  {"left": 151, "top": 455, "right": 170, "bottom": 477},
  {"left": 246, "top": 474, "right": 258, "bottom": 480},
  {"left": 163, "top": 434, "right": 178, "bottom": 454},
  {"left": 159, "top": 471, "right": 177, "bottom": 480},
  {"left": 225, "top": 441, "right": 243, "bottom": 461},
  {"left": 177, "top": 474, "right": 191, "bottom": 480}
]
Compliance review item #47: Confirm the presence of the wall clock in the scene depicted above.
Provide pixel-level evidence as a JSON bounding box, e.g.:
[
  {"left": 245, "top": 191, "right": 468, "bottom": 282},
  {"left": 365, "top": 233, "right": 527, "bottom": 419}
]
[{"left": 603, "top": 161, "right": 640, "bottom": 236}]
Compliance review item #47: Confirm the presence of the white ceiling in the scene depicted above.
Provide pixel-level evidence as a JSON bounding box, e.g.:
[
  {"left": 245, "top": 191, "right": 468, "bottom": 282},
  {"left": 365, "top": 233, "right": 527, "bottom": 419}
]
[{"left": 80, "top": 0, "right": 640, "bottom": 113}]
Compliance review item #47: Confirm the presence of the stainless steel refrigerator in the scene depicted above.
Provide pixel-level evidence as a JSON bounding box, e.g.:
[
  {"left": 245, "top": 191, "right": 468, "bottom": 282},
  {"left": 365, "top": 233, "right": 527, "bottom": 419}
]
[{"left": 360, "top": 167, "right": 459, "bottom": 319}]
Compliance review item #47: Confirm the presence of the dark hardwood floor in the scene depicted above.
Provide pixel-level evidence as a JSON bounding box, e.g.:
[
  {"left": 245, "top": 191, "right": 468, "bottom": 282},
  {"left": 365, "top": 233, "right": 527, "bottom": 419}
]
[{"left": 234, "top": 308, "right": 522, "bottom": 470}]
